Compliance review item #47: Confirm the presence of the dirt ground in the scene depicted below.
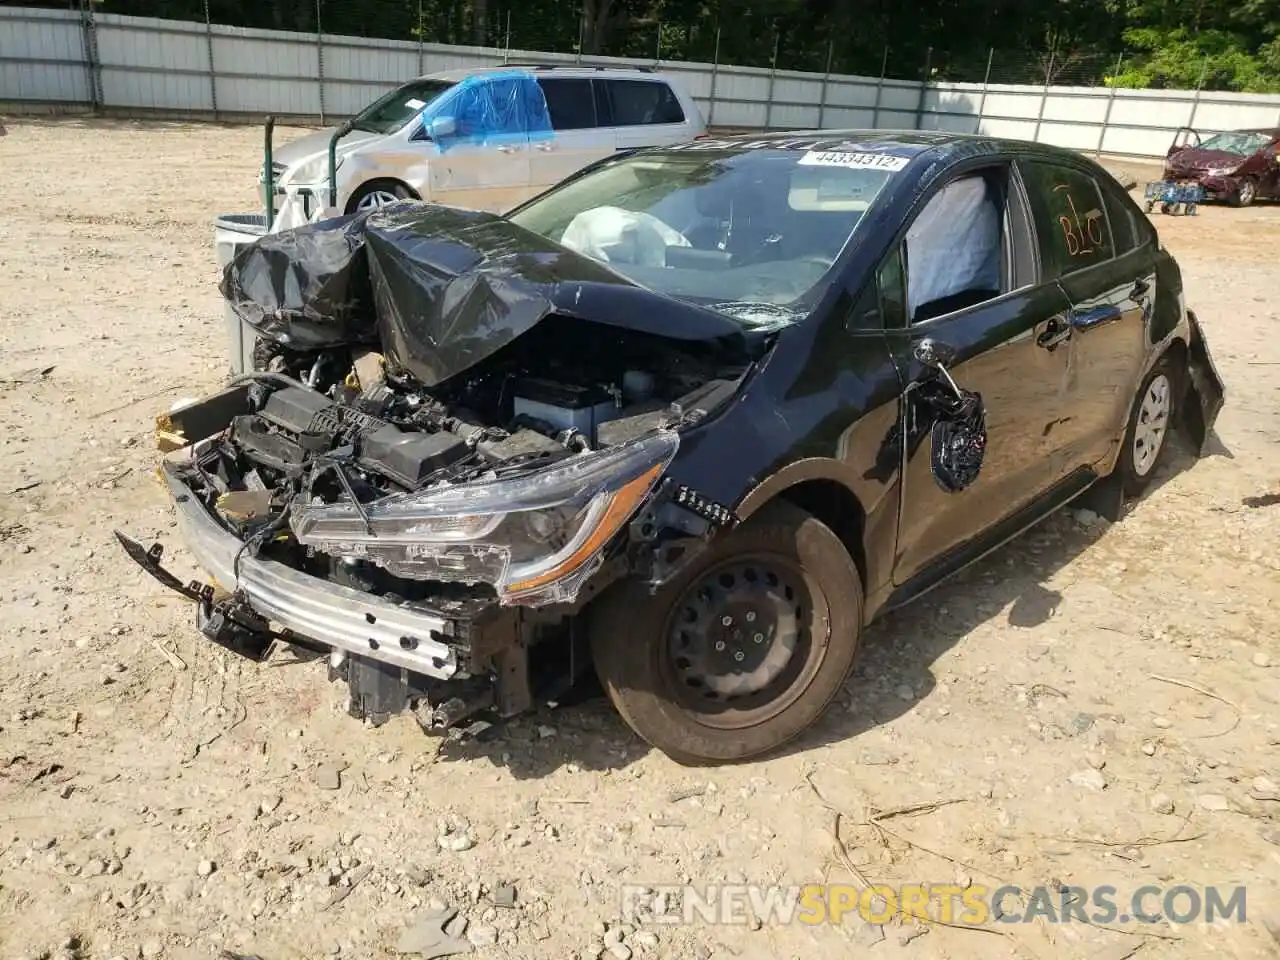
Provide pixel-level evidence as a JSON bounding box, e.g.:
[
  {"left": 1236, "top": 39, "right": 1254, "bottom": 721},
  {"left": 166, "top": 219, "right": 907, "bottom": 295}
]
[{"left": 1, "top": 118, "right": 1278, "bottom": 960}]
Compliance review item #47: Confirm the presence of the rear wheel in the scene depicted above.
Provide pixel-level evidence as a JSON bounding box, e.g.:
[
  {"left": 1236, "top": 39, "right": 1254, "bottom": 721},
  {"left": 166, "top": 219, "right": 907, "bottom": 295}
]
[
  {"left": 346, "top": 179, "right": 418, "bottom": 214},
  {"left": 1118, "top": 354, "right": 1177, "bottom": 497},
  {"left": 589, "top": 501, "right": 863, "bottom": 765}
]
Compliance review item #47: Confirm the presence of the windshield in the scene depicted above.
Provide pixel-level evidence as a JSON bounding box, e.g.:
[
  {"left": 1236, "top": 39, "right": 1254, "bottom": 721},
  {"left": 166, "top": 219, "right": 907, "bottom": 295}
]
[
  {"left": 353, "top": 79, "right": 456, "bottom": 135},
  {"left": 507, "top": 147, "right": 901, "bottom": 328},
  {"left": 1196, "top": 131, "right": 1271, "bottom": 156}
]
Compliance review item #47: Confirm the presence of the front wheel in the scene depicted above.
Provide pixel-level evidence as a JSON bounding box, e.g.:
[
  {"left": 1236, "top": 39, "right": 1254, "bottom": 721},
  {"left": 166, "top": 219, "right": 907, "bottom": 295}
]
[
  {"left": 1229, "top": 178, "right": 1257, "bottom": 207},
  {"left": 346, "top": 179, "right": 418, "bottom": 215},
  {"left": 589, "top": 501, "right": 863, "bottom": 765}
]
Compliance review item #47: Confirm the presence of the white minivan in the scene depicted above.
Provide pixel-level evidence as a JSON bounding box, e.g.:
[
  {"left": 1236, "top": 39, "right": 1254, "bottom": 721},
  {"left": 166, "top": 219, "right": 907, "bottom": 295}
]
[{"left": 264, "top": 65, "right": 708, "bottom": 223}]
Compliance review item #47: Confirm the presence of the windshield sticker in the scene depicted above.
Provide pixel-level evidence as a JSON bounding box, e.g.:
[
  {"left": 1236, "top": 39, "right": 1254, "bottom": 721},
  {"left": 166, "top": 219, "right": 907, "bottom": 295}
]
[
  {"left": 798, "top": 150, "right": 910, "bottom": 171},
  {"left": 405, "top": 98, "right": 427, "bottom": 110}
]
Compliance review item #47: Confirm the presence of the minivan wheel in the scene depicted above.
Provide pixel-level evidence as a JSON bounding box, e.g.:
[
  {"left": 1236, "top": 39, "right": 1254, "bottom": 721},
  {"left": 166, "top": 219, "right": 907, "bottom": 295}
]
[
  {"left": 1118, "top": 354, "right": 1177, "bottom": 497},
  {"left": 589, "top": 501, "right": 862, "bottom": 765},
  {"left": 347, "top": 179, "right": 417, "bottom": 214}
]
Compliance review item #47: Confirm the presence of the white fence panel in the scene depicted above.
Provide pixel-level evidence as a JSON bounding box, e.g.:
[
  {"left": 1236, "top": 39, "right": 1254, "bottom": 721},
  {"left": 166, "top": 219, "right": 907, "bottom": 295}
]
[
  {"left": 4, "top": 6, "right": 1280, "bottom": 159},
  {"left": 0, "top": 8, "right": 91, "bottom": 104}
]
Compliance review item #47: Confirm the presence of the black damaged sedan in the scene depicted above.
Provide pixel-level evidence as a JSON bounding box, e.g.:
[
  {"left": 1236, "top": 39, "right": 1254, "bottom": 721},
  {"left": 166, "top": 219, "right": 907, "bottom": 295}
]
[{"left": 119, "top": 130, "right": 1225, "bottom": 765}]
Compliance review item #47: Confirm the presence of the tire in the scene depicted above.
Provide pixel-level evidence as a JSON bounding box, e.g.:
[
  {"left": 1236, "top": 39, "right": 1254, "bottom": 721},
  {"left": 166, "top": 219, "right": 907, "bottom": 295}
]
[
  {"left": 1229, "top": 178, "right": 1257, "bottom": 207},
  {"left": 1117, "top": 354, "right": 1178, "bottom": 498},
  {"left": 345, "top": 179, "right": 418, "bottom": 215},
  {"left": 588, "top": 500, "right": 863, "bottom": 765}
]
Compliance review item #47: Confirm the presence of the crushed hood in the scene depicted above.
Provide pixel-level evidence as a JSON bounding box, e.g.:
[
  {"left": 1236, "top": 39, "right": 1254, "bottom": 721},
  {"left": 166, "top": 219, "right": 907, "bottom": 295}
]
[
  {"left": 363, "top": 203, "right": 748, "bottom": 386},
  {"left": 1166, "top": 147, "right": 1247, "bottom": 173},
  {"left": 221, "top": 201, "right": 751, "bottom": 386}
]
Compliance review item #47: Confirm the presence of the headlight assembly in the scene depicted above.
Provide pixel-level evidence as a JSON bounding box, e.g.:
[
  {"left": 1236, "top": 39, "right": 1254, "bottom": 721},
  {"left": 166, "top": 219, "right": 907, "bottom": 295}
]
[
  {"left": 290, "top": 431, "right": 679, "bottom": 605},
  {"left": 286, "top": 154, "right": 344, "bottom": 185}
]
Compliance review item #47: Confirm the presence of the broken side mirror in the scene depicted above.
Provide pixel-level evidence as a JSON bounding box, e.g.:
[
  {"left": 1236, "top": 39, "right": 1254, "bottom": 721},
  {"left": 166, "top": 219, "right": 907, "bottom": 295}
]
[
  {"left": 427, "top": 116, "right": 457, "bottom": 140},
  {"left": 913, "top": 337, "right": 956, "bottom": 370},
  {"left": 914, "top": 338, "right": 966, "bottom": 401}
]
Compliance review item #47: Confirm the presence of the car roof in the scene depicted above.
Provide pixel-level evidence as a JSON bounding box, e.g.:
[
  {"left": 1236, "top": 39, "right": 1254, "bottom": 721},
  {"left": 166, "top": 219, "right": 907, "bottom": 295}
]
[
  {"left": 648, "top": 128, "right": 1106, "bottom": 165},
  {"left": 418, "top": 65, "right": 675, "bottom": 84}
]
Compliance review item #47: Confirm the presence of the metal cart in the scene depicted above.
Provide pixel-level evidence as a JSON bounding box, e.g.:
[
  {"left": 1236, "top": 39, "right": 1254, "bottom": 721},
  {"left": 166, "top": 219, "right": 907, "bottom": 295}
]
[{"left": 1143, "top": 180, "right": 1205, "bottom": 216}]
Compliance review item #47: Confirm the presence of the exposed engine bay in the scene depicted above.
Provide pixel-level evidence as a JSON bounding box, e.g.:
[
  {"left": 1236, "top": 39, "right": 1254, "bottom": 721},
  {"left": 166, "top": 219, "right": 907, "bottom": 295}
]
[
  {"left": 236, "top": 315, "right": 738, "bottom": 496},
  {"left": 124, "top": 201, "right": 762, "bottom": 733},
  {"left": 172, "top": 314, "right": 747, "bottom": 606}
]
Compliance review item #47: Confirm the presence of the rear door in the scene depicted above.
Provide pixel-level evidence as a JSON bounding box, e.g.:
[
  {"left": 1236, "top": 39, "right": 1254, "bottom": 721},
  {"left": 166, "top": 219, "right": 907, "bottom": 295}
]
[
  {"left": 1017, "top": 159, "right": 1152, "bottom": 474},
  {"left": 885, "top": 162, "right": 1077, "bottom": 587},
  {"left": 603, "top": 78, "right": 692, "bottom": 150},
  {"left": 530, "top": 76, "right": 615, "bottom": 191}
]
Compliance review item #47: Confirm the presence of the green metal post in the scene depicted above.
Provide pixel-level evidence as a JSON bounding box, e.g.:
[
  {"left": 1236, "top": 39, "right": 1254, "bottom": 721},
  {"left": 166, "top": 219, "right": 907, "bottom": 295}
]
[{"left": 264, "top": 115, "right": 275, "bottom": 226}]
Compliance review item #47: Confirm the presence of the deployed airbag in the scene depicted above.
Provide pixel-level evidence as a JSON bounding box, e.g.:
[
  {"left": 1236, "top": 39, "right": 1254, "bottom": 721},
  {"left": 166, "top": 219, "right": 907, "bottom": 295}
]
[
  {"left": 904, "top": 176, "right": 1000, "bottom": 321},
  {"left": 560, "top": 206, "right": 690, "bottom": 266}
]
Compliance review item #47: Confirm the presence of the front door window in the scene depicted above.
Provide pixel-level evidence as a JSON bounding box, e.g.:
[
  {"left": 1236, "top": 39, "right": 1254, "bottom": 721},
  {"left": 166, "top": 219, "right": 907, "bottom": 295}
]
[{"left": 903, "top": 174, "right": 1007, "bottom": 323}]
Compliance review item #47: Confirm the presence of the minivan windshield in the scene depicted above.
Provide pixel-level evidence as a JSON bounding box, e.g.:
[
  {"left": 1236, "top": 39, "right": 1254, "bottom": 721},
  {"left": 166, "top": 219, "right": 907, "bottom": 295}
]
[
  {"left": 1196, "top": 130, "right": 1271, "bottom": 156},
  {"left": 507, "top": 147, "right": 900, "bottom": 328},
  {"left": 353, "top": 79, "right": 456, "bottom": 135}
]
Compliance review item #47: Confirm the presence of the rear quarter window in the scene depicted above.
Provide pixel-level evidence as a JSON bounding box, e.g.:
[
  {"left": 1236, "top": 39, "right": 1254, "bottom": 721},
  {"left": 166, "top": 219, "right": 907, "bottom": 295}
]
[
  {"left": 1019, "top": 161, "right": 1113, "bottom": 280},
  {"left": 1098, "top": 178, "right": 1155, "bottom": 254},
  {"left": 606, "top": 80, "right": 686, "bottom": 126}
]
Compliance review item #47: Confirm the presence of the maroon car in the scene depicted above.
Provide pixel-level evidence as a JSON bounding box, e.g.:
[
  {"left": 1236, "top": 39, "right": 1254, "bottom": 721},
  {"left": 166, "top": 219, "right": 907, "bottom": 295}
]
[{"left": 1163, "top": 126, "right": 1280, "bottom": 206}]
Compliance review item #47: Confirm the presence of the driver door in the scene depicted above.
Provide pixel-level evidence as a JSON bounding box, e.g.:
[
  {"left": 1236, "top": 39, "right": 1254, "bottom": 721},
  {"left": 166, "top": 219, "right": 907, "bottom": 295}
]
[
  {"left": 882, "top": 162, "right": 1077, "bottom": 590},
  {"left": 424, "top": 76, "right": 533, "bottom": 214}
]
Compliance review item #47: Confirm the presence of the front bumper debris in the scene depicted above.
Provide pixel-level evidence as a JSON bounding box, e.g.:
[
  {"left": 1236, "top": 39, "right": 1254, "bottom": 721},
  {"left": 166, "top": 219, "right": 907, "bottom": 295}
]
[{"left": 131, "top": 461, "right": 461, "bottom": 680}]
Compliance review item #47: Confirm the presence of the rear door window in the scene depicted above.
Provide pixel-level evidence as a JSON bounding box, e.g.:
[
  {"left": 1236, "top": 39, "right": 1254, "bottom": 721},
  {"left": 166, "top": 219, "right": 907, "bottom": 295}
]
[
  {"left": 604, "top": 80, "right": 686, "bottom": 126},
  {"left": 1019, "top": 161, "right": 1113, "bottom": 280},
  {"left": 537, "top": 78, "right": 597, "bottom": 130}
]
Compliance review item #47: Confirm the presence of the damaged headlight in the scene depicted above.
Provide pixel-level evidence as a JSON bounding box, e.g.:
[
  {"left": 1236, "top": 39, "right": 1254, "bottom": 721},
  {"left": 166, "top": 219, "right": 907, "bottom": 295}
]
[{"left": 290, "top": 431, "right": 679, "bottom": 605}]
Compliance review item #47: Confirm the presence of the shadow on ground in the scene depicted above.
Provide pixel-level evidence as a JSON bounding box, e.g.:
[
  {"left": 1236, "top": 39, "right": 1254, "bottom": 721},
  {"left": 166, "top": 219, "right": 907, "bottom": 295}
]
[{"left": 429, "top": 428, "right": 1227, "bottom": 779}]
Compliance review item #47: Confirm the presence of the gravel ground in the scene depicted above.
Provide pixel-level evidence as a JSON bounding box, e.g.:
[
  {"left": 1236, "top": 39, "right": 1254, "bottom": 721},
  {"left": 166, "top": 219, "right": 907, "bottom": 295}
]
[{"left": 1, "top": 118, "right": 1278, "bottom": 960}]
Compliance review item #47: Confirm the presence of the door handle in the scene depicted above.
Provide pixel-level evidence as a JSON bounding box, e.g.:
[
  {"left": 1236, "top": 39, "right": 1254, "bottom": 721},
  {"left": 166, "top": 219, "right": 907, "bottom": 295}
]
[
  {"left": 1036, "top": 316, "right": 1072, "bottom": 350},
  {"left": 497, "top": 145, "right": 517, "bottom": 154},
  {"left": 536, "top": 143, "right": 554, "bottom": 152}
]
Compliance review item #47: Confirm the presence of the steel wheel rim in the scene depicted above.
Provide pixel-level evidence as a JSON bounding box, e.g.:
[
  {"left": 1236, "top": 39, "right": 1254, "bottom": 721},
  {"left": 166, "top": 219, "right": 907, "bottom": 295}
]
[
  {"left": 356, "top": 190, "right": 401, "bottom": 211},
  {"left": 1133, "top": 373, "right": 1171, "bottom": 478},
  {"left": 659, "top": 553, "right": 830, "bottom": 730},
  {"left": 1239, "top": 181, "right": 1255, "bottom": 204}
]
